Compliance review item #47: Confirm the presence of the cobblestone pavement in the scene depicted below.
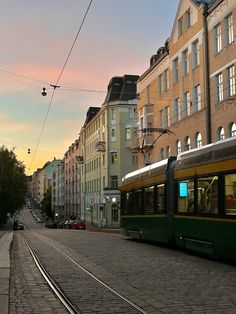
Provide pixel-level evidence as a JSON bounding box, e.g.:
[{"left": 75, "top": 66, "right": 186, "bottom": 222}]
[
  {"left": 9, "top": 233, "right": 67, "bottom": 314},
  {"left": 9, "top": 209, "right": 236, "bottom": 314}
]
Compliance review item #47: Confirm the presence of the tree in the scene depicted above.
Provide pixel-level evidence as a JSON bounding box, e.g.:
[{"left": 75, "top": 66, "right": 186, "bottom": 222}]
[
  {"left": 40, "top": 188, "right": 53, "bottom": 219},
  {"left": 0, "top": 146, "right": 27, "bottom": 224}
]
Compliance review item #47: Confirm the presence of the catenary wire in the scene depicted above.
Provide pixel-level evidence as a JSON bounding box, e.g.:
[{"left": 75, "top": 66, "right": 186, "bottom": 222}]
[{"left": 28, "top": 0, "right": 93, "bottom": 174}]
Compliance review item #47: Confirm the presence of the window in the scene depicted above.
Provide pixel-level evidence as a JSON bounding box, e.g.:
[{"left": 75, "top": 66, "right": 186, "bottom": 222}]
[
  {"left": 125, "top": 128, "right": 131, "bottom": 141},
  {"left": 129, "top": 108, "right": 133, "bottom": 119},
  {"left": 159, "top": 109, "right": 163, "bottom": 128},
  {"left": 111, "top": 109, "right": 115, "bottom": 120},
  {"left": 174, "top": 98, "right": 181, "bottom": 122},
  {"left": 183, "top": 91, "right": 191, "bottom": 117},
  {"left": 164, "top": 106, "right": 170, "bottom": 127},
  {"left": 160, "top": 148, "right": 164, "bottom": 160},
  {"left": 132, "top": 152, "right": 138, "bottom": 165},
  {"left": 158, "top": 74, "right": 163, "bottom": 96},
  {"left": 177, "top": 179, "right": 195, "bottom": 213},
  {"left": 216, "top": 73, "right": 223, "bottom": 102},
  {"left": 110, "top": 176, "right": 118, "bottom": 188},
  {"left": 172, "top": 58, "right": 179, "bottom": 84},
  {"left": 217, "top": 127, "right": 225, "bottom": 141},
  {"left": 197, "top": 176, "right": 218, "bottom": 214},
  {"left": 214, "top": 24, "right": 222, "bottom": 53},
  {"left": 228, "top": 65, "right": 235, "bottom": 97},
  {"left": 230, "top": 122, "right": 236, "bottom": 137},
  {"left": 111, "top": 128, "right": 116, "bottom": 138},
  {"left": 225, "top": 14, "right": 234, "bottom": 45},
  {"left": 225, "top": 173, "right": 236, "bottom": 216},
  {"left": 146, "top": 85, "right": 151, "bottom": 103},
  {"left": 163, "top": 69, "right": 169, "bottom": 91},
  {"left": 196, "top": 132, "right": 202, "bottom": 148},
  {"left": 166, "top": 146, "right": 170, "bottom": 158},
  {"left": 193, "top": 84, "right": 201, "bottom": 112},
  {"left": 144, "top": 186, "right": 155, "bottom": 214},
  {"left": 123, "top": 192, "right": 132, "bottom": 214},
  {"left": 176, "top": 140, "right": 181, "bottom": 154},
  {"left": 178, "top": 18, "right": 183, "bottom": 37},
  {"left": 111, "top": 152, "right": 118, "bottom": 164},
  {"left": 133, "top": 189, "right": 143, "bottom": 213},
  {"left": 157, "top": 184, "right": 165, "bottom": 213},
  {"left": 182, "top": 49, "right": 188, "bottom": 76},
  {"left": 192, "top": 39, "right": 199, "bottom": 69},
  {"left": 185, "top": 10, "right": 191, "bottom": 30},
  {"left": 184, "top": 136, "right": 191, "bottom": 151}
]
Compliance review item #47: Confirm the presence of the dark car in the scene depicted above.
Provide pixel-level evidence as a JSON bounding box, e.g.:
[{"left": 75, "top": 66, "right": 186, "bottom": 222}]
[
  {"left": 70, "top": 219, "right": 86, "bottom": 230},
  {"left": 45, "top": 220, "right": 58, "bottom": 228},
  {"left": 13, "top": 221, "right": 24, "bottom": 230}
]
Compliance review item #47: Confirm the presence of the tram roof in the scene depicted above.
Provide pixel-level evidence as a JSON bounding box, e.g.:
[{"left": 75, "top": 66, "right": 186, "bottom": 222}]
[
  {"left": 176, "top": 137, "right": 236, "bottom": 169},
  {"left": 121, "top": 158, "right": 169, "bottom": 184}
]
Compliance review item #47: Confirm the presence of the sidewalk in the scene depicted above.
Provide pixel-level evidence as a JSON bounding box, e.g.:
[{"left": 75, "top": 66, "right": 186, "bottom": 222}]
[{"left": 0, "top": 231, "right": 13, "bottom": 314}]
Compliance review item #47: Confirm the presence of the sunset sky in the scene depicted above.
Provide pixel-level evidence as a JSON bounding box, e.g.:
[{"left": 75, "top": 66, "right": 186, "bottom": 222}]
[{"left": 0, "top": 0, "right": 179, "bottom": 175}]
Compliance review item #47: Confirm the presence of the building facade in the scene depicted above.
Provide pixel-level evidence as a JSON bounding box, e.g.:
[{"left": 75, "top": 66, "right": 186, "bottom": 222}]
[
  {"left": 135, "top": 0, "right": 236, "bottom": 167},
  {"left": 79, "top": 75, "right": 139, "bottom": 227},
  {"left": 64, "top": 139, "right": 81, "bottom": 220}
]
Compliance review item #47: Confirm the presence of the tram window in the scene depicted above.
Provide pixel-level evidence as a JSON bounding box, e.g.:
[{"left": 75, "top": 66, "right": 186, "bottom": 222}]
[
  {"left": 225, "top": 173, "right": 236, "bottom": 216},
  {"left": 177, "top": 180, "right": 194, "bottom": 213},
  {"left": 133, "top": 189, "right": 143, "bottom": 214},
  {"left": 197, "top": 176, "right": 218, "bottom": 214},
  {"left": 144, "top": 186, "right": 155, "bottom": 214},
  {"left": 157, "top": 184, "right": 165, "bottom": 213},
  {"left": 124, "top": 192, "right": 132, "bottom": 214}
]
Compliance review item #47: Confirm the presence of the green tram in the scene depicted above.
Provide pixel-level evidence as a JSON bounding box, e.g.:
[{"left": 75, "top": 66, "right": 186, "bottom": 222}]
[{"left": 120, "top": 137, "right": 236, "bottom": 262}]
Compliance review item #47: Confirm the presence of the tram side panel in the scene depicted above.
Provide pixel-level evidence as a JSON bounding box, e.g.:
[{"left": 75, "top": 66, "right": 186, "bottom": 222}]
[{"left": 173, "top": 159, "right": 236, "bottom": 262}]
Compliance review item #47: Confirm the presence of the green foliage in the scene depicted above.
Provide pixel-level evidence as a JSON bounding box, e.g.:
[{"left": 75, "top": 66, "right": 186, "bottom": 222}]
[
  {"left": 0, "top": 146, "right": 27, "bottom": 224},
  {"left": 40, "top": 188, "right": 53, "bottom": 219}
]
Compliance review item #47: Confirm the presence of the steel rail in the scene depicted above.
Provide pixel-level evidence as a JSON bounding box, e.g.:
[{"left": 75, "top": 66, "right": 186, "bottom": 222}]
[
  {"left": 54, "top": 245, "right": 148, "bottom": 314},
  {"left": 25, "top": 241, "right": 81, "bottom": 314}
]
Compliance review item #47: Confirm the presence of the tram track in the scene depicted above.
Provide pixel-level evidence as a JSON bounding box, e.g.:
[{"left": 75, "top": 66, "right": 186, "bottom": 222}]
[{"left": 24, "top": 235, "right": 148, "bottom": 314}]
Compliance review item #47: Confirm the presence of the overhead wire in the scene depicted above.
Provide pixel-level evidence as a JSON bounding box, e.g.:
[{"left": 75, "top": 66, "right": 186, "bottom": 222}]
[{"left": 28, "top": 0, "right": 93, "bottom": 174}]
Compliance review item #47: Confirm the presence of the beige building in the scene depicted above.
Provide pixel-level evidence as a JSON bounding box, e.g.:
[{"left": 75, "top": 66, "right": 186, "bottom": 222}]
[
  {"left": 136, "top": 0, "right": 235, "bottom": 167},
  {"left": 79, "top": 75, "right": 139, "bottom": 227}
]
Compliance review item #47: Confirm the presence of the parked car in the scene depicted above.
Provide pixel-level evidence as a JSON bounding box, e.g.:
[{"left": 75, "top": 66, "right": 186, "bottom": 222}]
[
  {"left": 70, "top": 219, "right": 86, "bottom": 230},
  {"left": 13, "top": 221, "right": 24, "bottom": 230},
  {"left": 45, "top": 220, "right": 58, "bottom": 228}
]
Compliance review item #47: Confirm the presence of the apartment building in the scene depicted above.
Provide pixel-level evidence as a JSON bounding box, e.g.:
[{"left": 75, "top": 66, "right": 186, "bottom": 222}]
[
  {"left": 79, "top": 75, "right": 139, "bottom": 227},
  {"left": 32, "top": 159, "right": 62, "bottom": 207},
  {"left": 51, "top": 161, "right": 65, "bottom": 220},
  {"left": 136, "top": 0, "right": 235, "bottom": 167},
  {"left": 208, "top": 0, "right": 236, "bottom": 141},
  {"left": 64, "top": 139, "right": 81, "bottom": 220}
]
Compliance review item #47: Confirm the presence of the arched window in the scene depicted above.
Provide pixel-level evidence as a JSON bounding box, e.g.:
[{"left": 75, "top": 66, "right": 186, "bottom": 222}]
[
  {"left": 184, "top": 136, "right": 191, "bottom": 151},
  {"left": 160, "top": 148, "right": 164, "bottom": 160},
  {"left": 217, "top": 126, "right": 225, "bottom": 141},
  {"left": 166, "top": 146, "right": 170, "bottom": 158},
  {"left": 196, "top": 132, "right": 202, "bottom": 148},
  {"left": 230, "top": 122, "right": 236, "bottom": 137},
  {"left": 176, "top": 140, "right": 181, "bottom": 154}
]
